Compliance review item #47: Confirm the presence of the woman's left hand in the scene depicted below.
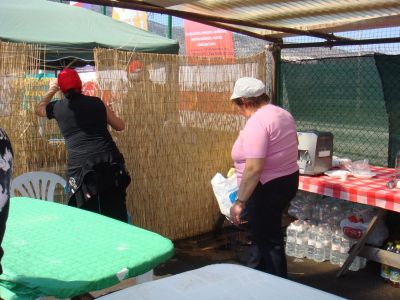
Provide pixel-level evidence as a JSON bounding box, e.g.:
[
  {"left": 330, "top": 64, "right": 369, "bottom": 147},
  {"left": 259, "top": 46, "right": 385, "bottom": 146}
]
[
  {"left": 230, "top": 202, "right": 244, "bottom": 225},
  {"left": 49, "top": 79, "right": 60, "bottom": 93}
]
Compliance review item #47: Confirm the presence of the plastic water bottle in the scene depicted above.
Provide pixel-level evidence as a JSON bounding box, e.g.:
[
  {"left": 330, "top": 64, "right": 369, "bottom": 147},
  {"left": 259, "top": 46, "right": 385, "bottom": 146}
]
[
  {"left": 313, "top": 226, "right": 326, "bottom": 262},
  {"left": 381, "top": 242, "right": 393, "bottom": 282},
  {"left": 322, "top": 224, "right": 332, "bottom": 261},
  {"left": 285, "top": 221, "right": 297, "bottom": 257},
  {"left": 330, "top": 228, "right": 343, "bottom": 265},
  {"left": 311, "top": 202, "right": 321, "bottom": 224},
  {"left": 389, "top": 244, "right": 400, "bottom": 288},
  {"left": 349, "top": 256, "right": 361, "bottom": 272},
  {"left": 328, "top": 204, "right": 343, "bottom": 228},
  {"left": 339, "top": 237, "right": 351, "bottom": 266},
  {"left": 294, "top": 221, "right": 307, "bottom": 258},
  {"left": 393, "top": 152, "right": 400, "bottom": 188},
  {"left": 395, "top": 151, "right": 400, "bottom": 180},
  {"left": 360, "top": 257, "right": 367, "bottom": 269},
  {"left": 321, "top": 203, "right": 331, "bottom": 224},
  {"left": 307, "top": 224, "right": 317, "bottom": 259},
  {"left": 350, "top": 256, "right": 367, "bottom": 272},
  {"left": 317, "top": 203, "right": 326, "bottom": 224}
]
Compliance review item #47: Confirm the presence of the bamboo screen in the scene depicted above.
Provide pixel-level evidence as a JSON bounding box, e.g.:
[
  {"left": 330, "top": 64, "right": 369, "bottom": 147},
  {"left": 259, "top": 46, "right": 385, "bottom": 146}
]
[
  {"left": 0, "top": 42, "right": 67, "bottom": 203},
  {"left": 94, "top": 49, "right": 266, "bottom": 239},
  {"left": 0, "top": 41, "right": 74, "bottom": 204},
  {"left": 0, "top": 41, "right": 266, "bottom": 240},
  {"left": 0, "top": 42, "right": 65, "bottom": 182}
]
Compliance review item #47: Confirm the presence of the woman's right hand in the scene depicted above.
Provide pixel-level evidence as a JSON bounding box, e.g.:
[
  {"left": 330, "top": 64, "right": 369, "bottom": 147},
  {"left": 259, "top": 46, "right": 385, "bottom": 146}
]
[
  {"left": 105, "top": 103, "right": 125, "bottom": 131},
  {"left": 230, "top": 201, "right": 244, "bottom": 225},
  {"left": 107, "top": 102, "right": 115, "bottom": 113}
]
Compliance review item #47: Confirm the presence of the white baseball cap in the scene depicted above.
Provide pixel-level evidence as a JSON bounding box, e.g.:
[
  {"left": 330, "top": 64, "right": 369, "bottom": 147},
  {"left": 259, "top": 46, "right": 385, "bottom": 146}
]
[{"left": 230, "top": 77, "right": 266, "bottom": 100}]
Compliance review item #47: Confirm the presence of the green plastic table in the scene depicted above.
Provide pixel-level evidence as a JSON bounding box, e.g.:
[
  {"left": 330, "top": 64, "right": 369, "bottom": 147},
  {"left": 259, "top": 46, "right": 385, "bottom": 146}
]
[{"left": 0, "top": 197, "right": 174, "bottom": 300}]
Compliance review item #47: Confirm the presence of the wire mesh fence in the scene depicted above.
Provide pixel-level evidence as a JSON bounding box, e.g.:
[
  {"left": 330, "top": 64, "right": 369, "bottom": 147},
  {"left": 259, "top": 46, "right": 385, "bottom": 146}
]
[{"left": 281, "top": 55, "right": 389, "bottom": 167}]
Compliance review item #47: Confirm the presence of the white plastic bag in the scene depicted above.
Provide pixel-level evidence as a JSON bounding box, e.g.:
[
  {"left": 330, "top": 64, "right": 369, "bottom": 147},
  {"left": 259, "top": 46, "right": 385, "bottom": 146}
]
[
  {"left": 356, "top": 208, "right": 389, "bottom": 247},
  {"left": 211, "top": 172, "right": 238, "bottom": 218},
  {"left": 340, "top": 216, "right": 368, "bottom": 239},
  {"left": 339, "top": 212, "right": 389, "bottom": 246}
]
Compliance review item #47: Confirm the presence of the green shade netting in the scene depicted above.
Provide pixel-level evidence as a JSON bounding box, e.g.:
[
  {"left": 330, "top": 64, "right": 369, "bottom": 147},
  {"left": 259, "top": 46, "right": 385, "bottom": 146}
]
[
  {"left": 281, "top": 56, "right": 388, "bottom": 166},
  {"left": 374, "top": 54, "right": 400, "bottom": 167}
]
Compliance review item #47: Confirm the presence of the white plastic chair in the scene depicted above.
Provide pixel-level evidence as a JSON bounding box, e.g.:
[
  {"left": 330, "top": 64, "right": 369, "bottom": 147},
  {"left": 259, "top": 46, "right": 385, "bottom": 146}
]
[{"left": 11, "top": 171, "right": 66, "bottom": 201}]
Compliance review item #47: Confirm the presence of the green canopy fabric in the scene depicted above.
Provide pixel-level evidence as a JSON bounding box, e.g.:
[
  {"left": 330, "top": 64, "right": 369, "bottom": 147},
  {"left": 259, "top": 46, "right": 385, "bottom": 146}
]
[{"left": 0, "top": 0, "right": 179, "bottom": 65}]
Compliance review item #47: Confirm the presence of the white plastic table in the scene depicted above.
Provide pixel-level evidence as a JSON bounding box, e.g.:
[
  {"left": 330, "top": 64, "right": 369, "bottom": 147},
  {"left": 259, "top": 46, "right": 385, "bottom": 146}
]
[{"left": 97, "top": 263, "right": 346, "bottom": 300}]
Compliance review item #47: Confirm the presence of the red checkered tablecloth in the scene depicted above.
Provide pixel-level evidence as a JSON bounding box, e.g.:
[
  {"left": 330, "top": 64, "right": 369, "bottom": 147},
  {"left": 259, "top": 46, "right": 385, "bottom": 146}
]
[{"left": 299, "top": 166, "right": 400, "bottom": 213}]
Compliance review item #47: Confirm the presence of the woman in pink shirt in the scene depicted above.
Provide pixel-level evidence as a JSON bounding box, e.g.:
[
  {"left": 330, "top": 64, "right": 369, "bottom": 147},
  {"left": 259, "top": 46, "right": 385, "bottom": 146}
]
[{"left": 229, "top": 77, "right": 299, "bottom": 278}]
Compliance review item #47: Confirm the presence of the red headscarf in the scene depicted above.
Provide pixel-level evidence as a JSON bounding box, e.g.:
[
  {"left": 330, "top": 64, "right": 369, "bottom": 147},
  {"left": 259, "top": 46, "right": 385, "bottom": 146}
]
[{"left": 57, "top": 68, "right": 82, "bottom": 93}]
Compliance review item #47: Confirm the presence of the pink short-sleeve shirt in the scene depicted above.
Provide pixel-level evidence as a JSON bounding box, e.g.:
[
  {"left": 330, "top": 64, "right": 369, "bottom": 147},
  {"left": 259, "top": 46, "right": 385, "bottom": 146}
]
[{"left": 231, "top": 104, "right": 299, "bottom": 185}]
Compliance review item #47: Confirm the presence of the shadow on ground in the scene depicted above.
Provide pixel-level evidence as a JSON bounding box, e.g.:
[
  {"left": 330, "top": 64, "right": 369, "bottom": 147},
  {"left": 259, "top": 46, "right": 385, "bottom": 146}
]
[{"left": 154, "top": 225, "right": 400, "bottom": 300}]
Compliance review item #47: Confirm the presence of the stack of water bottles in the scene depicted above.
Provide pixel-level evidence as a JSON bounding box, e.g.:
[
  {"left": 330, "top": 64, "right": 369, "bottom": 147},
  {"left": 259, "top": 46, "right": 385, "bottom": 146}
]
[
  {"left": 285, "top": 191, "right": 368, "bottom": 271},
  {"left": 288, "top": 191, "right": 354, "bottom": 227}
]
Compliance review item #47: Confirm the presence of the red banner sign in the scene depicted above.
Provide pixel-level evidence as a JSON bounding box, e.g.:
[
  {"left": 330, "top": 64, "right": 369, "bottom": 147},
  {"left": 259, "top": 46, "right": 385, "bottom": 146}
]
[{"left": 184, "top": 20, "right": 234, "bottom": 59}]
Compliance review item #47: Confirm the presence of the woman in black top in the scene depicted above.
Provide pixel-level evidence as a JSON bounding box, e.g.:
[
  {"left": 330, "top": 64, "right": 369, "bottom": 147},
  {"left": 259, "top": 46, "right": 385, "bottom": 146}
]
[
  {"left": 35, "top": 69, "right": 130, "bottom": 222},
  {"left": 0, "top": 128, "right": 13, "bottom": 274}
]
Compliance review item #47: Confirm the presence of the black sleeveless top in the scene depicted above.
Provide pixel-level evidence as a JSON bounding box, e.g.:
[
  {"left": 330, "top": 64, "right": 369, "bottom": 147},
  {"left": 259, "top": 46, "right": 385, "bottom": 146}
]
[{"left": 46, "top": 92, "right": 126, "bottom": 196}]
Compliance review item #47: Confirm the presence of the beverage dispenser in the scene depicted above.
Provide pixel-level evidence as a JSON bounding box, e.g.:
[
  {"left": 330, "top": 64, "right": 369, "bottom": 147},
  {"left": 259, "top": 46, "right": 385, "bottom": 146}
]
[{"left": 297, "top": 130, "right": 333, "bottom": 175}]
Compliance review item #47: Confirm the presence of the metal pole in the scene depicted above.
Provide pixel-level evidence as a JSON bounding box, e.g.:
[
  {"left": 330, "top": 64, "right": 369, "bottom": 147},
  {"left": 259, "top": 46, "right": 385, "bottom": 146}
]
[
  {"left": 102, "top": 5, "right": 106, "bottom": 15},
  {"left": 167, "top": 15, "right": 172, "bottom": 39},
  {"left": 281, "top": 37, "right": 400, "bottom": 49},
  {"left": 269, "top": 43, "right": 282, "bottom": 106},
  {"left": 276, "top": 48, "right": 282, "bottom": 107}
]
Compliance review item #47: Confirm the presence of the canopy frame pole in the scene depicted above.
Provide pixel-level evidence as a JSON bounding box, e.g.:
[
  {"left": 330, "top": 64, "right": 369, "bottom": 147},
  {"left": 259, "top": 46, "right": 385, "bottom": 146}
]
[
  {"left": 281, "top": 37, "right": 400, "bottom": 49},
  {"left": 269, "top": 43, "right": 282, "bottom": 106}
]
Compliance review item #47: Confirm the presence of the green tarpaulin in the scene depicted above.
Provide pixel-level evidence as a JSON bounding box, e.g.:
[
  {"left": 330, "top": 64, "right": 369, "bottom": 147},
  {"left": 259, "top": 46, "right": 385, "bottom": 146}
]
[
  {"left": 0, "top": 0, "right": 179, "bottom": 65},
  {"left": 0, "top": 197, "right": 174, "bottom": 299},
  {"left": 281, "top": 55, "right": 397, "bottom": 167},
  {"left": 375, "top": 54, "right": 400, "bottom": 167}
]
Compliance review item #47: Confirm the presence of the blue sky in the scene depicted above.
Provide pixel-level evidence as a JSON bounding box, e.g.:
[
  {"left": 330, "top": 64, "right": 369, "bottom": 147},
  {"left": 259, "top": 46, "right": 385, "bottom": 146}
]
[
  {"left": 67, "top": 3, "right": 399, "bottom": 55},
  {"left": 146, "top": 12, "right": 399, "bottom": 54},
  {"left": 148, "top": 13, "right": 184, "bottom": 27},
  {"left": 283, "top": 27, "right": 400, "bottom": 54}
]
